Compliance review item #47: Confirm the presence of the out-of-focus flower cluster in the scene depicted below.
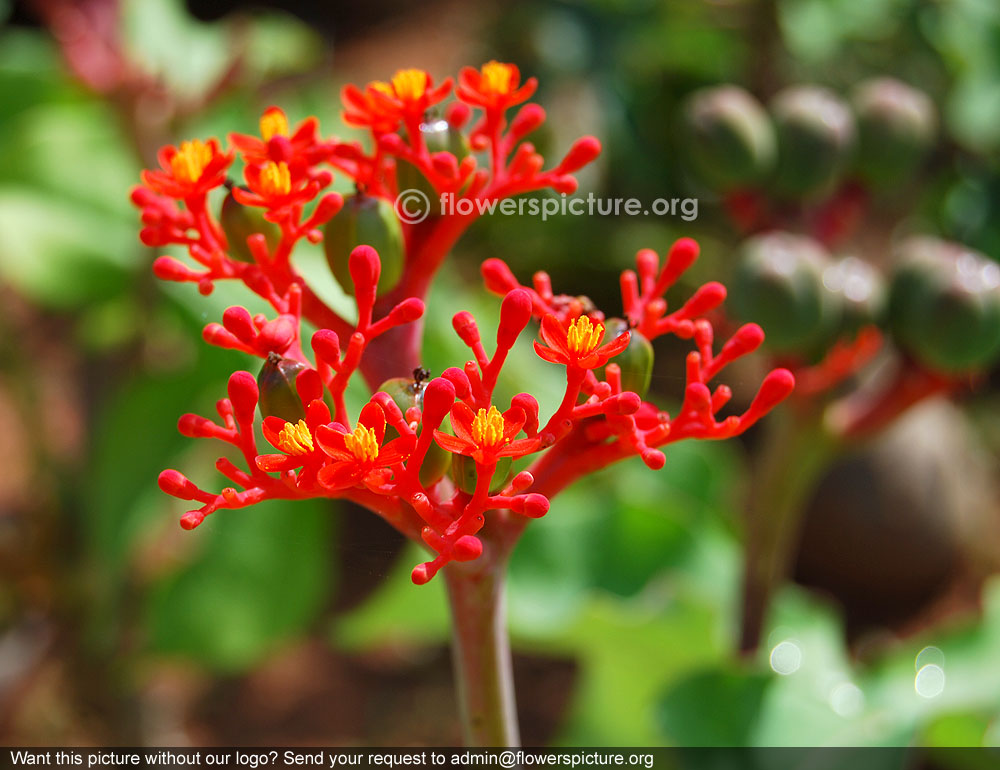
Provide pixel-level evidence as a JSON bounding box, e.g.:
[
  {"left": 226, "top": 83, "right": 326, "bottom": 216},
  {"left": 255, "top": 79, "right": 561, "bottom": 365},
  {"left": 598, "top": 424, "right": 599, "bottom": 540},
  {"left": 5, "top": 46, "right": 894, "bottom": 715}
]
[{"left": 132, "top": 63, "right": 794, "bottom": 584}]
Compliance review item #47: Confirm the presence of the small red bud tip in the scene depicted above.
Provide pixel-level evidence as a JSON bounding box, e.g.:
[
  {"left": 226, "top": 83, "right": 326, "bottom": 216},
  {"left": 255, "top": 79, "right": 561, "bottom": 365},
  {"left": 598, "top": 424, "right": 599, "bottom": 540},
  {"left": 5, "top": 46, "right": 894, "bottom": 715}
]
[
  {"left": 446, "top": 101, "right": 471, "bottom": 128},
  {"left": 222, "top": 306, "right": 255, "bottom": 341},
  {"left": 258, "top": 316, "right": 297, "bottom": 354},
  {"left": 421, "top": 378, "right": 457, "bottom": 426},
  {"left": 311, "top": 329, "right": 341, "bottom": 363},
  {"left": 611, "top": 391, "right": 642, "bottom": 415},
  {"left": 431, "top": 152, "right": 459, "bottom": 177},
  {"left": 180, "top": 511, "right": 206, "bottom": 530},
  {"left": 348, "top": 245, "right": 381, "bottom": 292},
  {"left": 153, "top": 256, "right": 197, "bottom": 282},
  {"left": 227, "top": 371, "right": 259, "bottom": 421},
  {"left": 481, "top": 258, "right": 520, "bottom": 295},
  {"left": 159, "top": 469, "right": 197, "bottom": 499},
  {"left": 441, "top": 367, "right": 472, "bottom": 399},
  {"left": 295, "top": 367, "right": 324, "bottom": 404},
  {"left": 377, "top": 133, "right": 407, "bottom": 154},
  {"left": 656, "top": 238, "right": 701, "bottom": 293},
  {"left": 497, "top": 289, "right": 533, "bottom": 350},
  {"left": 556, "top": 136, "right": 602, "bottom": 174},
  {"left": 453, "top": 535, "right": 483, "bottom": 562},
  {"left": 411, "top": 563, "right": 433, "bottom": 585},
  {"left": 391, "top": 297, "right": 425, "bottom": 324},
  {"left": 521, "top": 493, "right": 550, "bottom": 518},
  {"left": 681, "top": 282, "right": 727, "bottom": 318},
  {"left": 735, "top": 323, "right": 765, "bottom": 350},
  {"left": 641, "top": 449, "right": 666, "bottom": 470},
  {"left": 510, "top": 471, "right": 534, "bottom": 492},
  {"left": 312, "top": 192, "right": 344, "bottom": 224},
  {"left": 177, "top": 413, "right": 216, "bottom": 438},
  {"left": 510, "top": 104, "right": 546, "bottom": 138},
  {"left": 452, "top": 311, "right": 481, "bottom": 346},
  {"left": 756, "top": 368, "right": 796, "bottom": 409}
]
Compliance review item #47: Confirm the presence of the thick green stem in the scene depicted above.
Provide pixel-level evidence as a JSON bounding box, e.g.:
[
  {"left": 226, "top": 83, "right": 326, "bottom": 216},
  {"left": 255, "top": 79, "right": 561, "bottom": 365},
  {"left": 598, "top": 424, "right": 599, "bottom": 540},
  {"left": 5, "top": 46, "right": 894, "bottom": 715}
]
[
  {"left": 442, "top": 516, "right": 524, "bottom": 747},
  {"left": 739, "top": 405, "right": 839, "bottom": 654}
]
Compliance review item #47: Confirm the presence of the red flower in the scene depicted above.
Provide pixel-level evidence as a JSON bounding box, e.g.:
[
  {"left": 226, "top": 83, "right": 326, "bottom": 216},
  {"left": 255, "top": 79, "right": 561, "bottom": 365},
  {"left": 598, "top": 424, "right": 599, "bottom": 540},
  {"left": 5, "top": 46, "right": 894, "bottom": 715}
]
[
  {"left": 457, "top": 61, "right": 537, "bottom": 112},
  {"left": 257, "top": 416, "right": 324, "bottom": 473},
  {"left": 141, "top": 138, "right": 232, "bottom": 199},
  {"left": 434, "top": 404, "right": 541, "bottom": 466},
  {"left": 232, "top": 160, "right": 313, "bottom": 211},
  {"left": 534, "top": 314, "right": 630, "bottom": 370},
  {"left": 314, "top": 402, "right": 414, "bottom": 491},
  {"left": 370, "top": 69, "right": 452, "bottom": 125},
  {"left": 341, "top": 80, "right": 401, "bottom": 134},
  {"left": 230, "top": 106, "right": 326, "bottom": 171}
]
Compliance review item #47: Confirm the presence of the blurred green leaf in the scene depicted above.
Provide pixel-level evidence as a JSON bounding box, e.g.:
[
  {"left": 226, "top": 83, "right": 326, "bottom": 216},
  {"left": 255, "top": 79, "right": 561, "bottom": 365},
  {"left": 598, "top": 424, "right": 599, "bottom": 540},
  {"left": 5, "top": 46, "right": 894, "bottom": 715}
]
[{"left": 146, "top": 498, "right": 334, "bottom": 671}]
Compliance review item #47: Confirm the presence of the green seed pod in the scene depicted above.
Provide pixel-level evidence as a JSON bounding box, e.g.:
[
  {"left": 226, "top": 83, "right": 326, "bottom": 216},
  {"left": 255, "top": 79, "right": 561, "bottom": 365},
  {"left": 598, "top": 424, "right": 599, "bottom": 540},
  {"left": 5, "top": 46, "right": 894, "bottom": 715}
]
[
  {"left": 771, "top": 86, "right": 855, "bottom": 200},
  {"left": 601, "top": 318, "right": 654, "bottom": 397},
  {"left": 681, "top": 85, "right": 776, "bottom": 190},
  {"left": 451, "top": 453, "right": 512, "bottom": 496},
  {"left": 731, "top": 232, "right": 841, "bottom": 356},
  {"left": 888, "top": 236, "right": 1000, "bottom": 373},
  {"left": 220, "top": 187, "right": 281, "bottom": 262},
  {"left": 395, "top": 118, "right": 470, "bottom": 218},
  {"left": 851, "top": 78, "right": 936, "bottom": 189},
  {"left": 257, "top": 352, "right": 307, "bottom": 422},
  {"left": 377, "top": 371, "right": 450, "bottom": 487},
  {"left": 323, "top": 193, "right": 404, "bottom": 297},
  {"left": 822, "top": 256, "right": 886, "bottom": 338}
]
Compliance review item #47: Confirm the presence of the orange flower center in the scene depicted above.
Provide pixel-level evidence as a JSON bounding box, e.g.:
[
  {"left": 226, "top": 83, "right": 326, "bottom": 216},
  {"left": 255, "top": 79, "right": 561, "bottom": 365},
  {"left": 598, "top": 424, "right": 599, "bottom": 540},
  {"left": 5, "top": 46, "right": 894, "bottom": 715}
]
[
  {"left": 471, "top": 406, "right": 507, "bottom": 449},
  {"left": 259, "top": 161, "right": 291, "bottom": 197},
  {"left": 343, "top": 425, "right": 380, "bottom": 463},
  {"left": 277, "top": 420, "right": 314, "bottom": 455},
  {"left": 170, "top": 139, "right": 213, "bottom": 184},
  {"left": 566, "top": 316, "right": 604, "bottom": 356},
  {"left": 480, "top": 61, "right": 517, "bottom": 96},
  {"left": 391, "top": 69, "right": 429, "bottom": 103},
  {"left": 260, "top": 107, "right": 289, "bottom": 141}
]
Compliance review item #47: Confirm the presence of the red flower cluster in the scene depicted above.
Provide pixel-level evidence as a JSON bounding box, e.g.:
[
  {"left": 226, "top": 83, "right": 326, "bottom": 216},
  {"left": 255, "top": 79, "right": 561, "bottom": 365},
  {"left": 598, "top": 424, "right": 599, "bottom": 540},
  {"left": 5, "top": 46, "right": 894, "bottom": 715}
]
[{"left": 134, "top": 63, "right": 794, "bottom": 584}]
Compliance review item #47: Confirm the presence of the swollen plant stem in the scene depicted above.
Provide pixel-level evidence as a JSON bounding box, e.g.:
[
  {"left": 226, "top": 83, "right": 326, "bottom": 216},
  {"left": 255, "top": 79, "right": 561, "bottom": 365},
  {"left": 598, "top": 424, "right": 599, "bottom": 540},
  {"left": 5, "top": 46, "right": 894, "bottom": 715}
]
[
  {"left": 443, "top": 551, "right": 520, "bottom": 747},
  {"left": 739, "top": 405, "right": 840, "bottom": 654}
]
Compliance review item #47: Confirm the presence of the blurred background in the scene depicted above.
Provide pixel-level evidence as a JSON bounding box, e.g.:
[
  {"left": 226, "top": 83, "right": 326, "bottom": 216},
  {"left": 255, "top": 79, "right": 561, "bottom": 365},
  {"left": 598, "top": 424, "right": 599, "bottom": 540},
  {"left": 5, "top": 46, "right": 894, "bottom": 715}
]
[{"left": 2, "top": 0, "right": 1000, "bottom": 752}]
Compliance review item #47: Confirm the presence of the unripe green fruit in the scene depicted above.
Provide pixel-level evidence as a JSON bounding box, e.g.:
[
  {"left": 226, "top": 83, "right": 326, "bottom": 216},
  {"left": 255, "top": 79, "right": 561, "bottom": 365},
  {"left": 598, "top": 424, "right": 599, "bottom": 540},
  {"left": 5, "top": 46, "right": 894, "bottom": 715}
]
[
  {"left": 451, "top": 453, "right": 512, "bottom": 496},
  {"left": 771, "top": 86, "right": 855, "bottom": 199},
  {"left": 681, "top": 85, "right": 775, "bottom": 190},
  {"left": 323, "top": 193, "right": 404, "bottom": 297},
  {"left": 822, "top": 256, "right": 886, "bottom": 338},
  {"left": 601, "top": 319, "right": 654, "bottom": 397},
  {"left": 851, "top": 78, "right": 936, "bottom": 188},
  {"left": 731, "top": 232, "right": 841, "bottom": 356},
  {"left": 377, "top": 373, "right": 450, "bottom": 487},
  {"left": 221, "top": 188, "right": 281, "bottom": 262},
  {"left": 396, "top": 118, "right": 470, "bottom": 218},
  {"left": 257, "top": 352, "right": 307, "bottom": 423},
  {"left": 888, "top": 237, "right": 1000, "bottom": 373}
]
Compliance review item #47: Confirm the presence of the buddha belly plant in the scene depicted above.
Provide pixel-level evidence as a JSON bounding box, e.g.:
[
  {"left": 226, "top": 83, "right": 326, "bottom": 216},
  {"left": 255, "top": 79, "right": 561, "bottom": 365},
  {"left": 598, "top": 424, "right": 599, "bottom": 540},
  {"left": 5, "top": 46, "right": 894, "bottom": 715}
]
[{"left": 133, "top": 62, "right": 793, "bottom": 745}]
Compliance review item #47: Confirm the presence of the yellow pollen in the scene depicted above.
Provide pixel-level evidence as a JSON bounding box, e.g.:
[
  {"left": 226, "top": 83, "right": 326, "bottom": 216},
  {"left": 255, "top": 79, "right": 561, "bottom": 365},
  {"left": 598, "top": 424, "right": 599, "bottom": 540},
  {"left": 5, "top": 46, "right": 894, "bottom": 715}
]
[
  {"left": 566, "top": 316, "right": 604, "bottom": 356},
  {"left": 277, "top": 420, "right": 313, "bottom": 456},
  {"left": 480, "top": 61, "right": 516, "bottom": 95},
  {"left": 471, "top": 406, "right": 507, "bottom": 449},
  {"left": 259, "top": 108, "right": 289, "bottom": 141},
  {"left": 259, "top": 161, "right": 291, "bottom": 197},
  {"left": 391, "top": 69, "right": 429, "bottom": 102},
  {"left": 343, "top": 425, "right": 380, "bottom": 463},
  {"left": 170, "top": 139, "right": 213, "bottom": 184}
]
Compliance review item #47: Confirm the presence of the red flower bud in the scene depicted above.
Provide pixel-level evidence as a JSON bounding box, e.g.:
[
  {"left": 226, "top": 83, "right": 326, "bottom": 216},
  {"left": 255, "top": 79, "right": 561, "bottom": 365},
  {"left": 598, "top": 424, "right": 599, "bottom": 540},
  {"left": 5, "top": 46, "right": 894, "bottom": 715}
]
[
  {"left": 452, "top": 311, "right": 480, "bottom": 346},
  {"left": 453, "top": 535, "right": 483, "bottom": 561},
  {"left": 421, "top": 377, "right": 456, "bottom": 428},
  {"left": 510, "top": 104, "right": 546, "bottom": 140},
  {"left": 389, "top": 297, "right": 425, "bottom": 324},
  {"left": 222, "top": 306, "right": 256, "bottom": 342},
  {"left": 481, "top": 258, "right": 520, "bottom": 295},
  {"left": 497, "top": 289, "right": 532, "bottom": 350},
  {"left": 159, "top": 469, "right": 200, "bottom": 499},
  {"left": 555, "top": 136, "right": 601, "bottom": 174},
  {"left": 257, "top": 316, "right": 297, "bottom": 354},
  {"left": 227, "top": 370, "right": 259, "bottom": 423},
  {"left": 311, "top": 329, "right": 341, "bottom": 364},
  {"left": 441, "top": 367, "right": 472, "bottom": 399},
  {"left": 348, "top": 245, "right": 381, "bottom": 293}
]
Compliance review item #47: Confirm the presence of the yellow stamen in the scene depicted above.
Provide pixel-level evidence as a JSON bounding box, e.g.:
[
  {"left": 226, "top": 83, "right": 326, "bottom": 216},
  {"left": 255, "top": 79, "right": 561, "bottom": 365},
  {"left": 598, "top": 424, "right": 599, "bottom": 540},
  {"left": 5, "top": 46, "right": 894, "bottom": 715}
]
[
  {"left": 170, "top": 139, "right": 213, "bottom": 184},
  {"left": 368, "top": 80, "right": 393, "bottom": 98},
  {"left": 471, "top": 406, "right": 507, "bottom": 449},
  {"left": 566, "top": 316, "right": 604, "bottom": 356},
  {"left": 343, "top": 425, "right": 380, "bottom": 463},
  {"left": 259, "top": 107, "right": 289, "bottom": 141},
  {"left": 277, "top": 420, "right": 313, "bottom": 456},
  {"left": 391, "top": 69, "right": 429, "bottom": 102},
  {"left": 259, "top": 161, "right": 291, "bottom": 197},
  {"left": 480, "top": 61, "right": 516, "bottom": 96}
]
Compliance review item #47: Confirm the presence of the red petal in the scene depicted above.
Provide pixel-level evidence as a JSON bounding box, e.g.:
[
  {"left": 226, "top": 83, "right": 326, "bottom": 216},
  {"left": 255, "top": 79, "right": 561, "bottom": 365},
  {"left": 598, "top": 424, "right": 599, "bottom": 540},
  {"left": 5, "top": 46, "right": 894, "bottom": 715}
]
[
  {"left": 256, "top": 454, "right": 301, "bottom": 472},
  {"left": 449, "top": 402, "right": 477, "bottom": 443},
  {"left": 434, "top": 431, "right": 473, "bottom": 456},
  {"left": 539, "top": 314, "right": 569, "bottom": 353},
  {"left": 498, "top": 437, "right": 542, "bottom": 458},
  {"left": 358, "top": 401, "right": 387, "bottom": 445},
  {"left": 533, "top": 341, "right": 568, "bottom": 365},
  {"left": 501, "top": 407, "right": 525, "bottom": 441}
]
